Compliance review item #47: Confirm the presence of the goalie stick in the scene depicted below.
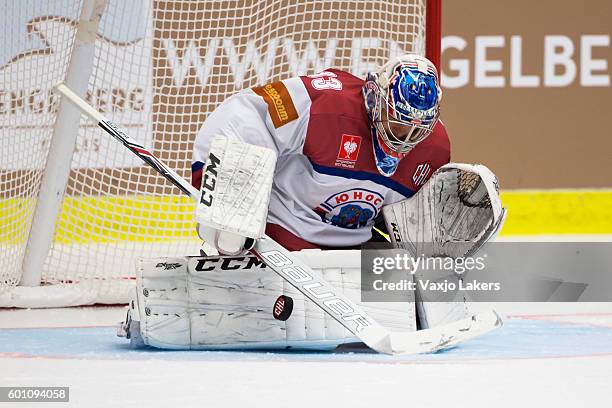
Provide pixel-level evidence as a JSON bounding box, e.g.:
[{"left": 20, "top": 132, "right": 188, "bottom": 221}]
[{"left": 53, "top": 82, "right": 502, "bottom": 355}]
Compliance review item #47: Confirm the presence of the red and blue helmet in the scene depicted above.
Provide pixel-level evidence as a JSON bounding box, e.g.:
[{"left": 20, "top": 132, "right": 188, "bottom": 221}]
[{"left": 363, "top": 55, "right": 442, "bottom": 176}]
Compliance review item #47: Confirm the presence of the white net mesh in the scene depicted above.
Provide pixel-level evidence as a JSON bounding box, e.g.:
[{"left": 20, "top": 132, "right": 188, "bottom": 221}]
[
  {"left": 1, "top": 1, "right": 83, "bottom": 291},
  {"left": 0, "top": 0, "right": 435, "bottom": 307}
]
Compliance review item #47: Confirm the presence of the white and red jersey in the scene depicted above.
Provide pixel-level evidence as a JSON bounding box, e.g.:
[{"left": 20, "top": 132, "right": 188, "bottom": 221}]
[{"left": 192, "top": 69, "right": 450, "bottom": 250}]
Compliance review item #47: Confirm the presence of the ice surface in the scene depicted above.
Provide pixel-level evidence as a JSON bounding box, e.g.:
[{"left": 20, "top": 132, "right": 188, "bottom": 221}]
[{"left": 1, "top": 303, "right": 612, "bottom": 407}]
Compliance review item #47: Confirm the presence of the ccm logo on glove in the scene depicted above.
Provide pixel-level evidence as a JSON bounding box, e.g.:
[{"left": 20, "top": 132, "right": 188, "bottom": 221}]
[{"left": 199, "top": 153, "right": 221, "bottom": 206}]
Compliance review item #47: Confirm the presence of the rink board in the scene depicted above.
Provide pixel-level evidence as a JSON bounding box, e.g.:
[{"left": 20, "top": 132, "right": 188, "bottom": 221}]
[{"left": 2, "top": 190, "right": 612, "bottom": 246}]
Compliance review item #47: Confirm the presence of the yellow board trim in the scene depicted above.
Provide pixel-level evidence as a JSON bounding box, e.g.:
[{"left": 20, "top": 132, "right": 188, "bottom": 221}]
[
  {"left": 499, "top": 190, "right": 612, "bottom": 235},
  {"left": 0, "top": 195, "right": 199, "bottom": 245},
  {"left": 1, "top": 190, "right": 611, "bottom": 244}
]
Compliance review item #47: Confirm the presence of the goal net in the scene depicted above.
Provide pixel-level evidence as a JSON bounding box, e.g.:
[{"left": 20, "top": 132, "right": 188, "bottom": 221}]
[{"left": 0, "top": 0, "right": 441, "bottom": 307}]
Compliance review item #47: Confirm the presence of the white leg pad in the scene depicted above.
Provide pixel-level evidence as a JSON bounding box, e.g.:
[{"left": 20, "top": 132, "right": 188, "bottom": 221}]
[{"left": 125, "top": 251, "right": 416, "bottom": 350}]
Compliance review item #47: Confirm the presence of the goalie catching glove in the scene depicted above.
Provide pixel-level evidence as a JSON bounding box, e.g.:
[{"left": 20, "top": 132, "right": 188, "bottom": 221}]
[
  {"left": 382, "top": 163, "right": 506, "bottom": 329},
  {"left": 383, "top": 162, "right": 506, "bottom": 258},
  {"left": 195, "top": 135, "right": 276, "bottom": 255}
]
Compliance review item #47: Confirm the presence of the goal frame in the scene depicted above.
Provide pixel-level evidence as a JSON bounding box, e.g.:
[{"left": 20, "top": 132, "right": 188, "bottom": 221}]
[{"left": 3, "top": 0, "right": 443, "bottom": 306}]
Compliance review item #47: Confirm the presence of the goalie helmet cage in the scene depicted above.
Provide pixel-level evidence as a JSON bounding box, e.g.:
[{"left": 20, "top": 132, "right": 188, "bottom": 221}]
[{"left": 0, "top": 0, "right": 442, "bottom": 308}]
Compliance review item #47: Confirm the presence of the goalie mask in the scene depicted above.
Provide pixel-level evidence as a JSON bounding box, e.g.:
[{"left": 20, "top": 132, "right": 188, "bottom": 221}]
[{"left": 363, "top": 54, "right": 442, "bottom": 177}]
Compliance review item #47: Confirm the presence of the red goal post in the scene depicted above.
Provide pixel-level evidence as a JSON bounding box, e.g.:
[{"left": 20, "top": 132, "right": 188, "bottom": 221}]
[{"left": 426, "top": 0, "right": 442, "bottom": 73}]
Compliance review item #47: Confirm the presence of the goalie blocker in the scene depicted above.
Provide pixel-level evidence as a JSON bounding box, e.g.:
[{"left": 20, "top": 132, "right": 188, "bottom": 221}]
[
  {"left": 119, "top": 163, "right": 505, "bottom": 350},
  {"left": 195, "top": 135, "right": 276, "bottom": 255}
]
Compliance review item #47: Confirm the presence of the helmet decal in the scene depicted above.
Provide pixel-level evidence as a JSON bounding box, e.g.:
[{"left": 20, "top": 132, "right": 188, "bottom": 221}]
[
  {"left": 363, "top": 55, "right": 441, "bottom": 177},
  {"left": 395, "top": 64, "right": 439, "bottom": 110}
]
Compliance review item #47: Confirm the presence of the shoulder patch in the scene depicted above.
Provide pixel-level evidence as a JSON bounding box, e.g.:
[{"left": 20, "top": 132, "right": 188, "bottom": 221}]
[
  {"left": 252, "top": 81, "right": 299, "bottom": 128},
  {"left": 412, "top": 161, "right": 432, "bottom": 186}
]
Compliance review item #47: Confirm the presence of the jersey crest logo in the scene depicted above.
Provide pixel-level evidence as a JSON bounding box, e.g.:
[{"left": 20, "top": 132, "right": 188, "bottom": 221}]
[
  {"left": 314, "top": 188, "right": 383, "bottom": 229},
  {"left": 413, "top": 161, "right": 432, "bottom": 186},
  {"left": 344, "top": 139, "right": 359, "bottom": 158},
  {"left": 335, "top": 134, "right": 362, "bottom": 169}
]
